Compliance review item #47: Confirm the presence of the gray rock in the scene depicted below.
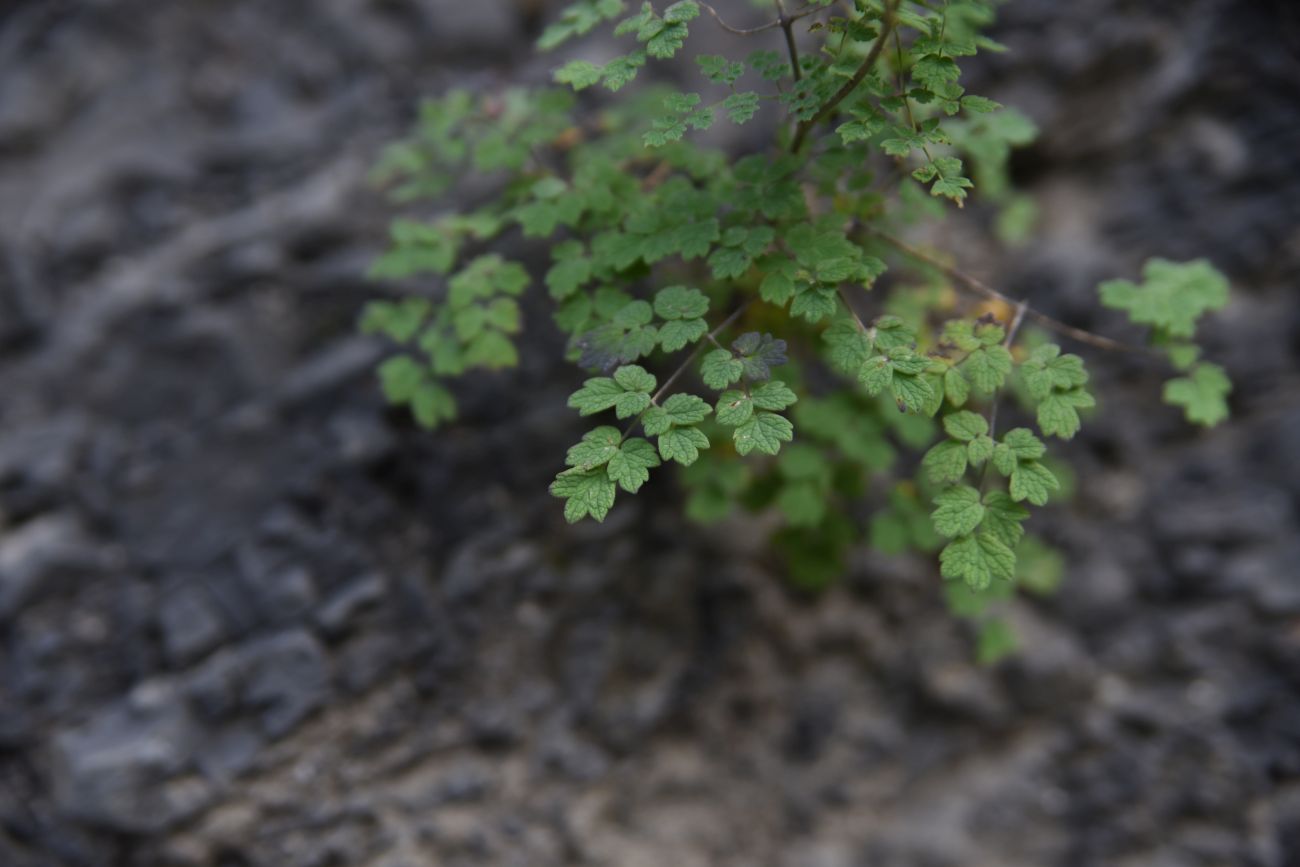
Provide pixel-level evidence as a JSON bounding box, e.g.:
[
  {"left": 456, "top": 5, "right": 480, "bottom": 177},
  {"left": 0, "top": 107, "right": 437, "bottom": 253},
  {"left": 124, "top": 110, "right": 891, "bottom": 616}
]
[
  {"left": 0, "top": 512, "right": 102, "bottom": 622},
  {"left": 316, "top": 572, "right": 385, "bottom": 638},
  {"left": 51, "top": 679, "right": 205, "bottom": 833},
  {"left": 185, "top": 629, "right": 331, "bottom": 737},
  {"left": 159, "top": 584, "right": 228, "bottom": 665}
]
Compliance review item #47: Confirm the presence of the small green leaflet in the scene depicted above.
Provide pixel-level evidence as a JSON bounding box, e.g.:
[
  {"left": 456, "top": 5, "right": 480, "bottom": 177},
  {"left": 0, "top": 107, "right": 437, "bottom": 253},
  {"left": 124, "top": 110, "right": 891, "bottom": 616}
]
[
  {"left": 1009, "top": 460, "right": 1059, "bottom": 506},
  {"left": 732, "top": 332, "right": 788, "bottom": 381},
  {"left": 696, "top": 54, "right": 744, "bottom": 85},
  {"left": 1163, "top": 362, "right": 1230, "bottom": 426},
  {"left": 607, "top": 438, "right": 661, "bottom": 492},
  {"left": 701, "top": 348, "right": 745, "bottom": 389},
  {"left": 1098, "top": 258, "right": 1230, "bottom": 339},
  {"left": 724, "top": 92, "right": 760, "bottom": 124},
  {"left": 554, "top": 59, "right": 603, "bottom": 90},
  {"left": 942, "top": 410, "right": 988, "bottom": 442},
  {"left": 550, "top": 468, "right": 617, "bottom": 523},
  {"left": 922, "top": 439, "right": 968, "bottom": 485},
  {"left": 734, "top": 411, "right": 793, "bottom": 456},
  {"left": 659, "top": 425, "right": 710, "bottom": 465},
  {"left": 1020, "top": 344, "right": 1088, "bottom": 401},
  {"left": 361, "top": 297, "right": 431, "bottom": 343},
  {"left": 545, "top": 241, "right": 592, "bottom": 299},
  {"left": 1037, "top": 388, "right": 1095, "bottom": 439},
  {"left": 931, "top": 485, "right": 985, "bottom": 538},
  {"left": 981, "top": 492, "right": 1029, "bottom": 548},
  {"left": 565, "top": 426, "right": 623, "bottom": 469},
  {"left": 653, "top": 286, "right": 709, "bottom": 351},
  {"left": 715, "top": 390, "right": 753, "bottom": 426},
  {"left": 568, "top": 364, "right": 656, "bottom": 418},
  {"left": 960, "top": 344, "right": 1013, "bottom": 392},
  {"left": 940, "top": 533, "right": 1016, "bottom": 590},
  {"left": 661, "top": 392, "right": 711, "bottom": 425},
  {"left": 575, "top": 300, "right": 659, "bottom": 370}
]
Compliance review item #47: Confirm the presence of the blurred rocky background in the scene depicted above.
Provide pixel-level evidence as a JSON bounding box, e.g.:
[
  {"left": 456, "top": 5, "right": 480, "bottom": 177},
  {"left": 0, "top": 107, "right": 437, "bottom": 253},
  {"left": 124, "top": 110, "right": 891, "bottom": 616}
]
[{"left": 0, "top": 0, "right": 1298, "bottom": 865}]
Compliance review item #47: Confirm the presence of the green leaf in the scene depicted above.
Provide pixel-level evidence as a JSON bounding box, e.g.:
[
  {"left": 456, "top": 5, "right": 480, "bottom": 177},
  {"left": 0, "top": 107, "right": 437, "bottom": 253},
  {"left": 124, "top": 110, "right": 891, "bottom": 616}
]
[
  {"left": 1098, "top": 258, "right": 1230, "bottom": 339},
  {"left": 653, "top": 285, "right": 709, "bottom": 320},
  {"left": 613, "top": 364, "right": 656, "bottom": 393},
  {"left": 734, "top": 411, "right": 793, "bottom": 456},
  {"left": 944, "top": 366, "right": 970, "bottom": 407},
  {"left": 931, "top": 485, "right": 985, "bottom": 538},
  {"left": 658, "top": 318, "right": 708, "bottom": 351},
  {"left": 1002, "top": 428, "right": 1045, "bottom": 460},
  {"left": 977, "top": 620, "right": 1018, "bottom": 665},
  {"left": 961, "top": 345, "right": 1013, "bottom": 392},
  {"left": 777, "top": 481, "right": 825, "bottom": 527},
  {"left": 967, "top": 434, "right": 994, "bottom": 465},
  {"left": 940, "top": 533, "right": 1016, "bottom": 590},
  {"left": 545, "top": 243, "right": 592, "bottom": 299},
  {"left": 696, "top": 54, "right": 745, "bottom": 85},
  {"left": 723, "top": 91, "right": 760, "bottom": 124},
  {"left": 942, "top": 410, "right": 988, "bottom": 442},
  {"left": 715, "top": 389, "right": 753, "bottom": 426},
  {"left": 701, "top": 349, "right": 744, "bottom": 389},
  {"left": 661, "top": 392, "right": 711, "bottom": 425},
  {"left": 603, "top": 51, "right": 647, "bottom": 91},
  {"left": 859, "top": 355, "right": 892, "bottom": 396},
  {"left": 1163, "top": 362, "right": 1231, "bottom": 426},
  {"left": 361, "top": 298, "right": 431, "bottom": 343},
  {"left": 823, "top": 318, "right": 872, "bottom": 375},
  {"left": 554, "top": 59, "right": 603, "bottom": 90},
  {"left": 751, "top": 380, "right": 797, "bottom": 411},
  {"left": 759, "top": 256, "right": 799, "bottom": 306},
  {"left": 922, "top": 439, "right": 968, "bottom": 485},
  {"left": 790, "top": 286, "right": 838, "bottom": 322},
  {"left": 1021, "top": 344, "right": 1088, "bottom": 401},
  {"left": 551, "top": 468, "right": 617, "bottom": 523},
  {"left": 463, "top": 330, "right": 517, "bottom": 369},
  {"left": 891, "top": 373, "right": 934, "bottom": 413},
  {"left": 732, "top": 332, "right": 788, "bottom": 381},
  {"left": 662, "top": 0, "right": 699, "bottom": 23},
  {"left": 607, "top": 438, "right": 661, "bottom": 493},
  {"left": 568, "top": 377, "right": 623, "bottom": 416},
  {"left": 1009, "top": 460, "right": 1059, "bottom": 506},
  {"left": 658, "top": 425, "right": 710, "bottom": 465},
  {"left": 565, "top": 426, "right": 624, "bottom": 470},
  {"left": 981, "top": 491, "right": 1029, "bottom": 548},
  {"left": 1037, "top": 388, "right": 1095, "bottom": 439},
  {"left": 410, "top": 382, "right": 457, "bottom": 429}
]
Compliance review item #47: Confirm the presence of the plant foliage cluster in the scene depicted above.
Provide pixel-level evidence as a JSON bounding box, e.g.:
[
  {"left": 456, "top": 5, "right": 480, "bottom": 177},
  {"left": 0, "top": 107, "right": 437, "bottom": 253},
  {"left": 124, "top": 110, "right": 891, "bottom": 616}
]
[{"left": 363, "top": 0, "right": 1231, "bottom": 656}]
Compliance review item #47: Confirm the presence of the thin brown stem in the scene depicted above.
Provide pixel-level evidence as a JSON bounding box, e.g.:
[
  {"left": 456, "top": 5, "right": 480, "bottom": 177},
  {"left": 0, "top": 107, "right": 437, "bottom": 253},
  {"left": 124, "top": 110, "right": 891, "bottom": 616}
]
[
  {"left": 621, "top": 301, "right": 753, "bottom": 440},
  {"left": 790, "top": 0, "right": 901, "bottom": 153},
  {"left": 775, "top": 0, "right": 802, "bottom": 81},
  {"left": 696, "top": 1, "right": 822, "bottom": 36},
  {"left": 864, "top": 227, "right": 1158, "bottom": 357}
]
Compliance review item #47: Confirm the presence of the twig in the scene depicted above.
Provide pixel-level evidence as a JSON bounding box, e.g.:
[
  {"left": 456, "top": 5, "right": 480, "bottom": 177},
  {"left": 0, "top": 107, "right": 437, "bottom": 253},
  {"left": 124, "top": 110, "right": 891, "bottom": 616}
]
[
  {"left": 774, "top": 0, "right": 803, "bottom": 81},
  {"left": 790, "top": 0, "right": 901, "bottom": 153},
  {"left": 696, "top": 1, "right": 822, "bottom": 36},
  {"left": 650, "top": 302, "right": 751, "bottom": 404},
  {"left": 621, "top": 301, "right": 753, "bottom": 439},
  {"left": 864, "top": 227, "right": 1159, "bottom": 357}
]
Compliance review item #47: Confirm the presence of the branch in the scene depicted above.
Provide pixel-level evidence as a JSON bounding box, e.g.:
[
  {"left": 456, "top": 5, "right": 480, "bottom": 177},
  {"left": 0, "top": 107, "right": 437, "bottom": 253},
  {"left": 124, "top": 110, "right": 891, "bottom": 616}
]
[
  {"left": 774, "top": 0, "right": 802, "bottom": 81},
  {"left": 622, "top": 301, "right": 753, "bottom": 439},
  {"left": 697, "top": 1, "right": 822, "bottom": 36},
  {"left": 790, "top": 0, "right": 900, "bottom": 153},
  {"left": 865, "top": 228, "right": 1159, "bottom": 357},
  {"left": 651, "top": 301, "right": 752, "bottom": 404}
]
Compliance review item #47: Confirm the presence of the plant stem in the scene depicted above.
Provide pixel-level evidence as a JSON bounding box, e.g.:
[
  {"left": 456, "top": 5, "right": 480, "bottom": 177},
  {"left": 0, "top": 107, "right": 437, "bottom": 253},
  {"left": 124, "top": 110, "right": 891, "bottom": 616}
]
[
  {"left": 775, "top": 0, "right": 802, "bottom": 81},
  {"left": 697, "top": 1, "right": 822, "bottom": 36},
  {"left": 621, "top": 301, "right": 753, "bottom": 440},
  {"left": 790, "top": 0, "right": 901, "bottom": 153},
  {"left": 864, "top": 227, "right": 1159, "bottom": 357}
]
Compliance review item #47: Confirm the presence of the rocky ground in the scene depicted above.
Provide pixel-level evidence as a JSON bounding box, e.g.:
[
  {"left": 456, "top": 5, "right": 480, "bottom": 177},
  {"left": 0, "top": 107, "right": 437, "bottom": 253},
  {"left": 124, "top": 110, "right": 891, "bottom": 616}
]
[{"left": 1, "top": 0, "right": 1298, "bottom": 865}]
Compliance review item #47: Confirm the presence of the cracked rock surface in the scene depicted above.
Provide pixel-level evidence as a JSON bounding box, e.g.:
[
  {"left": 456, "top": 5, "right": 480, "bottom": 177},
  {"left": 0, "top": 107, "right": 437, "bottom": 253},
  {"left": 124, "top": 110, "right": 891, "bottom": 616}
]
[{"left": 1, "top": 0, "right": 1298, "bottom": 865}]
